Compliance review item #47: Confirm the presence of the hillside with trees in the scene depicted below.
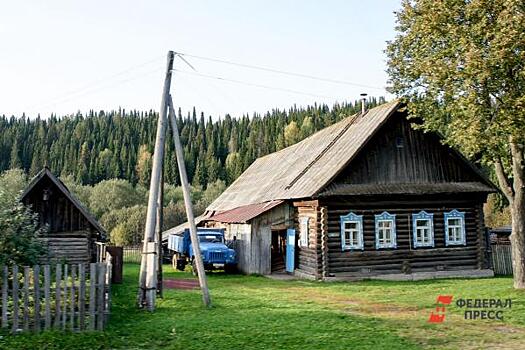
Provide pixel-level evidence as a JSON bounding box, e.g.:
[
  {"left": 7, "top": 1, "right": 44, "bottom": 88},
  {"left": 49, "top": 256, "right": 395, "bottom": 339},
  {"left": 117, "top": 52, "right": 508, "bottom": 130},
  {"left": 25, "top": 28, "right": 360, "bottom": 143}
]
[{"left": 0, "top": 98, "right": 383, "bottom": 188}]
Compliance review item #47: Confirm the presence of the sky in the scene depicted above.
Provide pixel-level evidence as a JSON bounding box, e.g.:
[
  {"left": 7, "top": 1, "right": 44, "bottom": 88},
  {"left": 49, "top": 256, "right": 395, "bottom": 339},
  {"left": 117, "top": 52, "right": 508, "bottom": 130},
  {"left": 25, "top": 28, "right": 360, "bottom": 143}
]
[{"left": 0, "top": 1, "right": 400, "bottom": 119}]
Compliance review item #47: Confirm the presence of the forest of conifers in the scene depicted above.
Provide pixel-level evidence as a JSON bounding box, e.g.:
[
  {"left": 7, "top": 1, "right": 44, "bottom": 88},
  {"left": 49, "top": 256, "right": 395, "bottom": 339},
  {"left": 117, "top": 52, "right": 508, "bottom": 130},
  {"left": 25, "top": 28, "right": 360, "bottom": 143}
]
[{"left": 0, "top": 97, "right": 384, "bottom": 188}]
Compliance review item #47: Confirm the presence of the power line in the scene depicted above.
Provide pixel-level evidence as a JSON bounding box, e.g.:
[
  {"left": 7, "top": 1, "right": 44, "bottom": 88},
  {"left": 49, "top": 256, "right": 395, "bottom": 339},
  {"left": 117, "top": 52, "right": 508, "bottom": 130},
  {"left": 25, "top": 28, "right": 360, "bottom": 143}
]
[
  {"left": 30, "top": 66, "right": 164, "bottom": 113},
  {"left": 28, "top": 55, "right": 164, "bottom": 111},
  {"left": 172, "top": 68, "right": 342, "bottom": 100},
  {"left": 174, "top": 51, "right": 385, "bottom": 91}
]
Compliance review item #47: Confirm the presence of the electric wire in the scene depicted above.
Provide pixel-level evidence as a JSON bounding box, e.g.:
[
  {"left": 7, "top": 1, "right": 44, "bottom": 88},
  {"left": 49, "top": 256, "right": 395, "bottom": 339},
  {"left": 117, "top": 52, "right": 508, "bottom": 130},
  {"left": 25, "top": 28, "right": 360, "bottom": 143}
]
[
  {"left": 174, "top": 51, "right": 384, "bottom": 91},
  {"left": 172, "top": 68, "right": 343, "bottom": 100}
]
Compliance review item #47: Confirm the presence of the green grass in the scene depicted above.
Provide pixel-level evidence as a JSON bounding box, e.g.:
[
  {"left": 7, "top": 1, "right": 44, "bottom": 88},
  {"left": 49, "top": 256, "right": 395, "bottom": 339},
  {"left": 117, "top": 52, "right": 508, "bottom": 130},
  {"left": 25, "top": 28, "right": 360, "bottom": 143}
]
[{"left": 1, "top": 264, "right": 524, "bottom": 350}]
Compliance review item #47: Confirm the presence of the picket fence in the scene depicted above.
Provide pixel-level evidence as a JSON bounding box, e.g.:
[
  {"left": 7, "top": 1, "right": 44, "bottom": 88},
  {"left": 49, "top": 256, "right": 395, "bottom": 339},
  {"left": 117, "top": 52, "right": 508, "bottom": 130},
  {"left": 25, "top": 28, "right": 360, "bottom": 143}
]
[
  {"left": 123, "top": 246, "right": 142, "bottom": 263},
  {"left": 0, "top": 262, "right": 111, "bottom": 333}
]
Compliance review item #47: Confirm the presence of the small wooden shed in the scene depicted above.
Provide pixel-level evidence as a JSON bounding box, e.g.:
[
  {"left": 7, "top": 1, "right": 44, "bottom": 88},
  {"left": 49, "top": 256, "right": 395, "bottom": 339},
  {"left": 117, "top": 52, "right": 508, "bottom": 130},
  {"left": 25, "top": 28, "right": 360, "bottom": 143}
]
[
  {"left": 21, "top": 167, "right": 106, "bottom": 264},
  {"left": 191, "top": 100, "right": 497, "bottom": 280}
]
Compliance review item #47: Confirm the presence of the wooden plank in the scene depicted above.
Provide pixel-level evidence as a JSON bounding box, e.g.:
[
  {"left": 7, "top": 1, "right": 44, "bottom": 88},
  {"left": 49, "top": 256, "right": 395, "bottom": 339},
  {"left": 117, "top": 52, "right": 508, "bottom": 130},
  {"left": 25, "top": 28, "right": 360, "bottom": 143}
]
[
  {"left": 12, "top": 265, "right": 19, "bottom": 332},
  {"left": 33, "top": 265, "right": 41, "bottom": 332},
  {"left": 43, "top": 265, "right": 51, "bottom": 330},
  {"left": 70, "top": 265, "right": 76, "bottom": 331},
  {"left": 23, "top": 266, "right": 30, "bottom": 331},
  {"left": 62, "top": 264, "right": 68, "bottom": 330},
  {"left": 1, "top": 266, "right": 7, "bottom": 328},
  {"left": 105, "top": 262, "right": 112, "bottom": 322},
  {"left": 97, "top": 263, "right": 106, "bottom": 330},
  {"left": 54, "top": 264, "right": 61, "bottom": 328},
  {"left": 89, "top": 263, "right": 96, "bottom": 331},
  {"left": 79, "top": 264, "right": 86, "bottom": 330}
]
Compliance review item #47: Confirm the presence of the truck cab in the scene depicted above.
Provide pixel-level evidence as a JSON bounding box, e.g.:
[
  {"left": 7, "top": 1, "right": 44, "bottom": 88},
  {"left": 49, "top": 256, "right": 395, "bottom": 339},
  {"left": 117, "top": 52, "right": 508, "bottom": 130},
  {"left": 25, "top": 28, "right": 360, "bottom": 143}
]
[{"left": 168, "top": 228, "right": 237, "bottom": 273}]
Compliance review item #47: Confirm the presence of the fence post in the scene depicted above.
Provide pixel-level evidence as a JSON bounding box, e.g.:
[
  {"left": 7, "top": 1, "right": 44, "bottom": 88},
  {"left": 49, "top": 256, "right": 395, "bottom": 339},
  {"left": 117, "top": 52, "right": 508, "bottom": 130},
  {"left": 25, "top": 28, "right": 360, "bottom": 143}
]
[
  {"left": 70, "top": 265, "right": 76, "bottom": 331},
  {"left": 44, "top": 265, "right": 51, "bottom": 330},
  {"left": 33, "top": 265, "right": 41, "bottom": 332},
  {"left": 23, "top": 266, "right": 29, "bottom": 331},
  {"left": 54, "top": 264, "right": 61, "bottom": 328},
  {"left": 2, "top": 265, "right": 7, "bottom": 329},
  {"left": 12, "top": 265, "right": 19, "bottom": 332},
  {"left": 62, "top": 264, "right": 68, "bottom": 330},
  {"left": 79, "top": 264, "right": 86, "bottom": 330},
  {"left": 97, "top": 263, "right": 106, "bottom": 331},
  {"left": 89, "top": 263, "right": 96, "bottom": 331}
]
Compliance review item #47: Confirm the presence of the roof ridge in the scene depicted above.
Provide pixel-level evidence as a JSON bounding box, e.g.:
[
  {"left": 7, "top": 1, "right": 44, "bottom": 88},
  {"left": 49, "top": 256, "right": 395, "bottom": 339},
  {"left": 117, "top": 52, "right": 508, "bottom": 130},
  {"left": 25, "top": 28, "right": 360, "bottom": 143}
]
[{"left": 284, "top": 111, "right": 364, "bottom": 190}]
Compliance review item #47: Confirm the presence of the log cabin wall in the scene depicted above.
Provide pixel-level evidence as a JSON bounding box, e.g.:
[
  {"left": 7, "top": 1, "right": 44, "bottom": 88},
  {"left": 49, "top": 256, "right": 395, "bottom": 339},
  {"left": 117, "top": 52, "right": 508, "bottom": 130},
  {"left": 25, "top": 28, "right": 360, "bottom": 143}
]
[
  {"left": 293, "top": 201, "right": 322, "bottom": 278},
  {"left": 319, "top": 194, "right": 487, "bottom": 278},
  {"left": 22, "top": 175, "right": 99, "bottom": 264}
]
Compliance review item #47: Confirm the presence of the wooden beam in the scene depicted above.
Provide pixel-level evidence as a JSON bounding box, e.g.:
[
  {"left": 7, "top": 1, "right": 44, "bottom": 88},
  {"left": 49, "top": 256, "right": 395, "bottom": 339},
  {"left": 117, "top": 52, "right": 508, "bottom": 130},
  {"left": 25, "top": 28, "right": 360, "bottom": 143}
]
[
  {"left": 138, "top": 51, "right": 173, "bottom": 310},
  {"left": 168, "top": 95, "right": 211, "bottom": 307}
]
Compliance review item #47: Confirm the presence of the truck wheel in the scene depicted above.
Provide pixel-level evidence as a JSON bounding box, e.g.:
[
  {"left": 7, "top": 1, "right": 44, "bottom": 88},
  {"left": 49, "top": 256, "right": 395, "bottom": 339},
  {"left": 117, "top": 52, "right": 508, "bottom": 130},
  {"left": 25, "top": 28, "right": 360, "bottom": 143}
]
[
  {"left": 191, "top": 260, "right": 198, "bottom": 276},
  {"left": 172, "top": 253, "right": 182, "bottom": 270},
  {"left": 225, "top": 264, "right": 237, "bottom": 274}
]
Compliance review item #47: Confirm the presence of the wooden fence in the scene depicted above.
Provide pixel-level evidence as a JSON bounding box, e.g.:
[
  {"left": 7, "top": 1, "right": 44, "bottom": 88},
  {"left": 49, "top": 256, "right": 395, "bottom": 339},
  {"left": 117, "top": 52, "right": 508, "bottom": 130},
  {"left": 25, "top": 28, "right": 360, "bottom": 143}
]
[
  {"left": 0, "top": 262, "right": 111, "bottom": 333},
  {"left": 123, "top": 246, "right": 142, "bottom": 263},
  {"left": 490, "top": 244, "right": 513, "bottom": 276}
]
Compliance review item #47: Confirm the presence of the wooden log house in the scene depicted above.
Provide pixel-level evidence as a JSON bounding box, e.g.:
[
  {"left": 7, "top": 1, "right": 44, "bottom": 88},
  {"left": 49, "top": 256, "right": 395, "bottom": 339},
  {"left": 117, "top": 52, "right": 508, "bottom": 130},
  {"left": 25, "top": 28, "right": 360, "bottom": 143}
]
[
  {"left": 165, "top": 100, "right": 497, "bottom": 280},
  {"left": 21, "top": 167, "right": 106, "bottom": 264}
]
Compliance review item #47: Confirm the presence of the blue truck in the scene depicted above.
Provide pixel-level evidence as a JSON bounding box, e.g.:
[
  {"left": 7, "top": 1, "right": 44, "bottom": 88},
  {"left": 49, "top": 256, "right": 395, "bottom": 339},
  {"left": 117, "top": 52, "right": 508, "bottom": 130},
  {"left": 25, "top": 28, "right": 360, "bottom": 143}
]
[{"left": 167, "top": 228, "right": 237, "bottom": 274}]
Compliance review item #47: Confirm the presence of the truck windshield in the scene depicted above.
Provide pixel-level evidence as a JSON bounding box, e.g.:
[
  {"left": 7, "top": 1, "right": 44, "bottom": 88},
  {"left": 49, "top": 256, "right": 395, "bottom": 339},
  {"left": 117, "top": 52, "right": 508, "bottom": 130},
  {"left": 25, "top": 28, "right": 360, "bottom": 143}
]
[{"left": 199, "top": 235, "right": 223, "bottom": 243}]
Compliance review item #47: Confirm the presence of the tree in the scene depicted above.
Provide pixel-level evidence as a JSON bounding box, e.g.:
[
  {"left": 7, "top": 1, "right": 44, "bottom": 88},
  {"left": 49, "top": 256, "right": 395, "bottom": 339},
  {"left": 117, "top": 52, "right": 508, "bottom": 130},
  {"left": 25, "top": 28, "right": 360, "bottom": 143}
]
[
  {"left": 136, "top": 145, "right": 152, "bottom": 187},
  {"left": 9, "top": 138, "right": 22, "bottom": 169},
  {"left": 0, "top": 187, "right": 46, "bottom": 265},
  {"left": 0, "top": 168, "right": 28, "bottom": 201},
  {"left": 386, "top": 0, "right": 525, "bottom": 288},
  {"left": 89, "top": 179, "right": 144, "bottom": 218},
  {"left": 103, "top": 205, "right": 147, "bottom": 245},
  {"left": 284, "top": 121, "right": 301, "bottom": 146}
]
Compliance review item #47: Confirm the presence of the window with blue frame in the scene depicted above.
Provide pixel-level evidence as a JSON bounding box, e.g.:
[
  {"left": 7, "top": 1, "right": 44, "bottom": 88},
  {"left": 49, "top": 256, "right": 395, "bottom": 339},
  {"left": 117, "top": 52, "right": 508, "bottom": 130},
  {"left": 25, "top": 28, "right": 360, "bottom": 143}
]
[
  {"left": 412, "top": 211, "right": 434, "bottom": 248},
  {"left": 444, "top": 209, "right": 466, "bottom": 245},
  {"left": 375, "top": 212, "right": 397, "bottom": 249},
  {"left": 340, "top": 212, "right": 364, "bottom": 250}
]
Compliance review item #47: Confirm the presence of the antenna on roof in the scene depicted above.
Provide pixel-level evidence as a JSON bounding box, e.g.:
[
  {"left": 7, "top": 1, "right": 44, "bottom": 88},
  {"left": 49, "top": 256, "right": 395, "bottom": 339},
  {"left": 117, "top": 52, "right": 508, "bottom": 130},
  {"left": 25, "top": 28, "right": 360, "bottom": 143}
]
[{"left": 360, "top": 93, "right": 368, "bottom": 114}]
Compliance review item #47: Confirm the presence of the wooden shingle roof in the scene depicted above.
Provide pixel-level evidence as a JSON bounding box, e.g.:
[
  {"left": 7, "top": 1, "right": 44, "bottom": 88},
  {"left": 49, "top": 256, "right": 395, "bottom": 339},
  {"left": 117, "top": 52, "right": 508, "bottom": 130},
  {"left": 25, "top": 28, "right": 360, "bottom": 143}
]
[{"left": 207, "top": 100, "right": 402, "bottom": 211}]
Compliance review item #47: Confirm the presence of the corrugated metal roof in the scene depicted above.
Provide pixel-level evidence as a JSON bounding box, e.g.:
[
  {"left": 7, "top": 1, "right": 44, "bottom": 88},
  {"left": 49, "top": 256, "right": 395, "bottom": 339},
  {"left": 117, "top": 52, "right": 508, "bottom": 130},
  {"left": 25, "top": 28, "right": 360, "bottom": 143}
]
[
  {"left": 318, "top": 182, "right": 496, "bottom": 196},
  {"left": 206, "top": 200, "right": 284, "bottom": 223},
  {"left": 207, "top": 101, "right": 402, "bottom": 211}
]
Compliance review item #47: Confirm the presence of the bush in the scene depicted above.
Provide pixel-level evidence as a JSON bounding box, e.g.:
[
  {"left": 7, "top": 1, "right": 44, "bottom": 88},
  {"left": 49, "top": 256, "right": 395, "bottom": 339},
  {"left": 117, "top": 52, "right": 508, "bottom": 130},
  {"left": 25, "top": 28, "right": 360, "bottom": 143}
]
[
  {"left": 89, "top": 179, "right": 145, "bottom": 218},
  {"left": 0, "top": 187, "right": 46, "bottom": 265}
]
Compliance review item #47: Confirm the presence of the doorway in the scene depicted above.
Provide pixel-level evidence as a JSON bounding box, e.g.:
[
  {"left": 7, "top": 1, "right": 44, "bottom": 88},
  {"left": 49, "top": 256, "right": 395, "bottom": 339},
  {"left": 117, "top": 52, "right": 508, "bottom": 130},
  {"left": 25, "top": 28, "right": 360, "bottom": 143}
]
[{"left": 271, "top": 229, "right": 286, "bottom": 272}]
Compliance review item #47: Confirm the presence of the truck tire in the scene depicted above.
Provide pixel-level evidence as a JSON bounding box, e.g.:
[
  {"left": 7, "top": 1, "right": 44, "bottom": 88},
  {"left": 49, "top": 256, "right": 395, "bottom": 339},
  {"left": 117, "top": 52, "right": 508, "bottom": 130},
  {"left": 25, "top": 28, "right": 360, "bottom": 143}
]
[
  {"left": 224, "top": 264, "right": 237, "bottom": 274},
  {"left": 172, "top": 253, "right": 182, "bottom": 270},
  {"left": 191, "top": 259, "right": 197, "bottom": 276}
]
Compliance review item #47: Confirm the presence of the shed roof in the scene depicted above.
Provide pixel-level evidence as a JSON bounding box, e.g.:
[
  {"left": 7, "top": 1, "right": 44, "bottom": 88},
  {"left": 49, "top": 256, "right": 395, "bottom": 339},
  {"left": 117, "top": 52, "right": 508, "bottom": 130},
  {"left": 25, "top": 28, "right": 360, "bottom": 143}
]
[
  {"left": 21, "top": 167, "right": 106, "bottom": 237},
  {"left": 206, "top": 200, "right": 283, "bottom": 224}
]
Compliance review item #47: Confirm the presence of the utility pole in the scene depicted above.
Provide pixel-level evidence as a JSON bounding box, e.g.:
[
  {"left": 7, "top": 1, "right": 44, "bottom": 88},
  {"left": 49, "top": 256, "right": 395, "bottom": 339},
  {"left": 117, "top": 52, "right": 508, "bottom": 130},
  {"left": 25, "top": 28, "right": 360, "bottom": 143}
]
[
  {"left": 138, "top": 51, "right": 173, "bottom": 310},
  {"left": 167, "top": 95, "right": 211, "bottom": 307},
  {"left": 156, "top": 159, "right": 164, "bottom": 298}
]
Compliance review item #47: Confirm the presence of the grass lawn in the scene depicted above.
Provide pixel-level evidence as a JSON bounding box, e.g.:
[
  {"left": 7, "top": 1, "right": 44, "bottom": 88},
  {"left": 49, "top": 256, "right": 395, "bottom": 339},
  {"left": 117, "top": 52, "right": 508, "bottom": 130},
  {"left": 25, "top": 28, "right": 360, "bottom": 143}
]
[{"left": 1, "top": 264, "right": 524, "bottom": 350}]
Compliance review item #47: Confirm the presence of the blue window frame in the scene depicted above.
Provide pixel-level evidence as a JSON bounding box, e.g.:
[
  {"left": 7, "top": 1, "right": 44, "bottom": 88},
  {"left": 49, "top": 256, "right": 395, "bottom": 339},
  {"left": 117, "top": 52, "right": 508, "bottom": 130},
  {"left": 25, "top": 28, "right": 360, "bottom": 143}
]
[
  {"left": 412, "top": 211, "right": 434, "bottom": 248},
  {"left": 375, "top": 211, "right": 397, "bottom": 249},
  {"left": 444, "top": 209, "right": 466, "bottom": 246},
  {"left": 340, "top": 212, "right": 364, "bottom": 250}
]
